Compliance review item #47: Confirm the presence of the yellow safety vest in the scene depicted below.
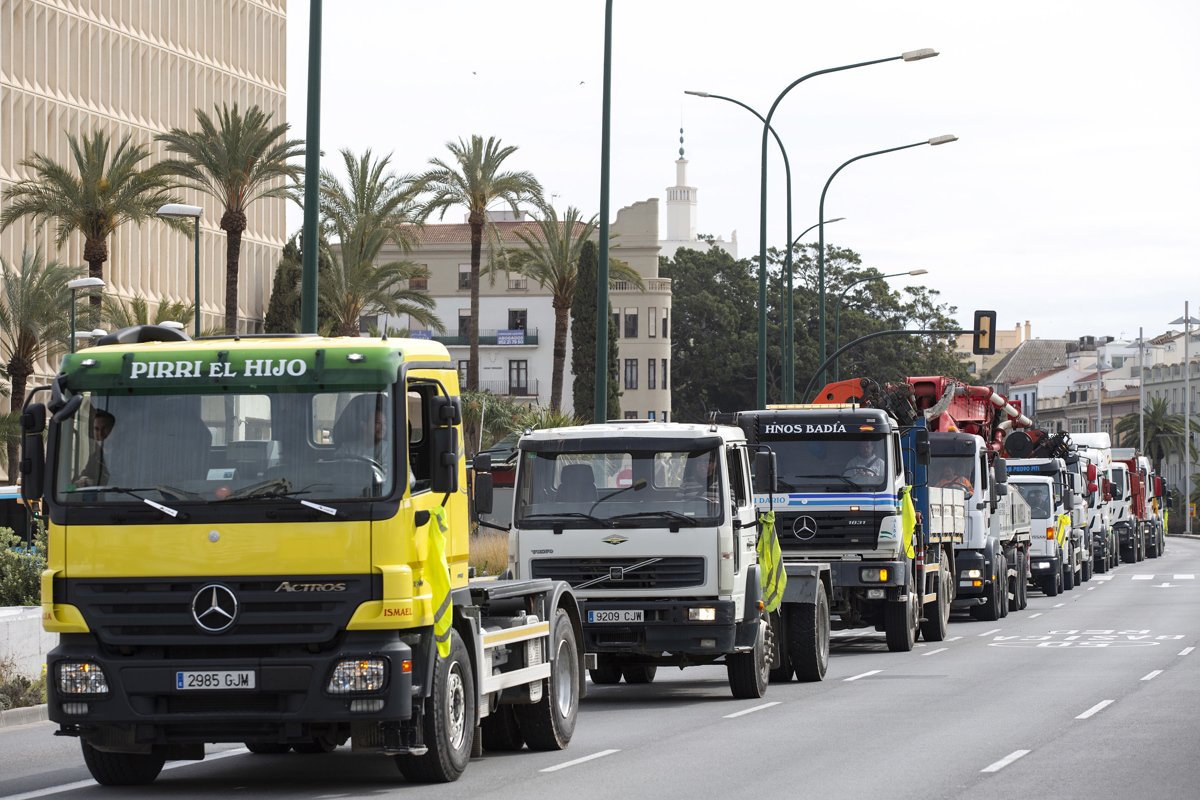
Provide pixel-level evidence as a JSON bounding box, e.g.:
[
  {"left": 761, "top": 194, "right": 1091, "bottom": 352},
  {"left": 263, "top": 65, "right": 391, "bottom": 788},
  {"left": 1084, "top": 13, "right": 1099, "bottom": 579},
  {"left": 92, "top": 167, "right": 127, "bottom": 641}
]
[
  {"left": 899, "top": 487, "right": 917, "bottom": 560},
  {"left": 1054, "top": 514, "right": 1070, "bottom": 549},
  {"left": 427, "top": 505, "right": 453, "bottom": 658},
  {"left": 756, "top": 510, "right": 786, "bottom": 613}
]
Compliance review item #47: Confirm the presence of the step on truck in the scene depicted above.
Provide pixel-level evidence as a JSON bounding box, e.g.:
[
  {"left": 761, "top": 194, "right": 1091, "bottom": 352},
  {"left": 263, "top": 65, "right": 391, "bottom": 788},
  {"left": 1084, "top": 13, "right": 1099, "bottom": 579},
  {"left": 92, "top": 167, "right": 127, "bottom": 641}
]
[
  {"left": 506, "top": 421, "right": 830, "bottom": 696},
  {"left": 22, "top": 326, "right": 584, "bottom": 786},
  {"left": 722, "top": 388, "right": 959, "bottom": 654}
]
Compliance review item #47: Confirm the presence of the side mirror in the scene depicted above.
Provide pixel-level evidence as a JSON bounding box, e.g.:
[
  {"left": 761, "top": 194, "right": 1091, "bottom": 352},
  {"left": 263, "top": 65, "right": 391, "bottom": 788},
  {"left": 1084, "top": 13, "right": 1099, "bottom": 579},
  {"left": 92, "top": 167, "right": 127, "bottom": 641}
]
[
  {"left": 1087, "top": 463, "right": 1097, "bottom": 482},
  {"left": 995, "top": 483, "right": 1009, "bottom": 497},
  {"left": 473, "top": 453, "right": 492, "bottom": 473},
  {"left": 430, "top": 395, "right": 462, "bottom": 426},
  {"left": 1154, "top": 477, "right": 1164, "bottom": 498},
  {"left": 1064, "top": 489, "right": 1075, "bottom": 509},
  {"left": 19, "top": 402, "right": 47, "bottom": 504},
  {"left": 993, "top": 456, "right": 1008, "bottom": 483},
  {"left": 430, "top": 426, "right": 460, "bottom": 494},
  {"left": 753, "top": 451, "right": 777, "bottom": 494},
  {"left": 473, "top": 472, "right": 494, "bottom": 516},
  {"left": 914, "top": 429, "right": 930, "bottom": 467},
  {"left": 1087, "top": 481, "right": 1098, "bottom": 494},
  {"left": 1110, "top": 484, "right": 1123, "bottom": 501}
]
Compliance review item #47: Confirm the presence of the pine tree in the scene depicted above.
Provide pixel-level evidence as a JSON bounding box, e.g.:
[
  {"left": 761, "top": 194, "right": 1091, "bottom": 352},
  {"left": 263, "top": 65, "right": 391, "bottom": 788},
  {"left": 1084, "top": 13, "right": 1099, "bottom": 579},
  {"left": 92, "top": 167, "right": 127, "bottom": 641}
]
[
  {"left": 570, "top": 240, "right": 621, "bottom": 421},
  {"left": 264, "top": 238, "right": 302, "bottom": 333}
]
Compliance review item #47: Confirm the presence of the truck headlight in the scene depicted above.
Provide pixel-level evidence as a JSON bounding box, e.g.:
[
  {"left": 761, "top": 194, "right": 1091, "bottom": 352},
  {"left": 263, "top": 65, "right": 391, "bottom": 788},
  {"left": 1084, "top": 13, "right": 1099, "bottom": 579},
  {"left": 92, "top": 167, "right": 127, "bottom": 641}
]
[
  {"left": 963, "top": 569, "right": 981, "bottom": 579},
  {"left": 1032, "top": 562, "right": 1050, "bottom": 570},
  {"left": 58, "top": 662, "right": 109, "bottom": 695},
  {"left": 327, "top": 659, "right": 387, "bottom": 694},
  {"left": 860, "top": 568, "right": 889, "bottom": 583},
  {"left": 688, "top": 607, "right": 716, "bottom": 622}
]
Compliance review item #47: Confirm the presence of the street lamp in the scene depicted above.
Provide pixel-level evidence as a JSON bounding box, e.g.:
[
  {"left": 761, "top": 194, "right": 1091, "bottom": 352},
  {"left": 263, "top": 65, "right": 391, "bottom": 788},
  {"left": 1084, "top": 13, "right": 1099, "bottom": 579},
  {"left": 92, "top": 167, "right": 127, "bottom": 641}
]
[
  {"left": 756, "top": 47, "right": 939, "bottom": 409},
  {"left": 156, "top": 203, "right": 203, "bottom": 338},
  {"left": 67, "top": 277, "right": 105, "bottom": 353},
  {"left": 832, "top": 269, "right": 928, "bottom": 382},
  {"left": 816, "top": 135, "right": 956, "bottom": 388},
  {"left": 1170, "top": 304, "right": 1200, "bottom": 534}
]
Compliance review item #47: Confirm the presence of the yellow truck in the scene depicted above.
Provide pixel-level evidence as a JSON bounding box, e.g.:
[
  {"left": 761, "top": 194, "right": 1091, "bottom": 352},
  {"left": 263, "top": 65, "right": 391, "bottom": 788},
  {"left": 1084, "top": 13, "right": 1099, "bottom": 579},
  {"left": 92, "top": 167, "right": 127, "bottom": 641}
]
[{"left": 20, "top": 326, "right": 583, "bottom": 785}]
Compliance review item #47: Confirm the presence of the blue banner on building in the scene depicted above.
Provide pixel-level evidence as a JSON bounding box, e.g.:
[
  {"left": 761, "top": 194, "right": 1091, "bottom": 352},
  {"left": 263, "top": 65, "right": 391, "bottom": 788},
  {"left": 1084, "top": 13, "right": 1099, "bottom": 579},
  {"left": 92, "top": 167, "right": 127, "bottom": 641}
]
[
  {"left": 409, "top": 330, "right": 432, "bottom": 340},
  {"left": 497, "top": 329, "right": 526, "bottom": 346}
]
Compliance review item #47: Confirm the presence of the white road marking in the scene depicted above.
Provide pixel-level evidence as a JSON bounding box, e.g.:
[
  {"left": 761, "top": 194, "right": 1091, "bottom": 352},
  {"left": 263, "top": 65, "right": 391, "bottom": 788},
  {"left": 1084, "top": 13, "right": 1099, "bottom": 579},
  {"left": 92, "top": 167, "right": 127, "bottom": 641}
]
[
  {"left": 945, "top": 636, "right": 962, "bottom": 641},
  {"left": 981, "top": 749, "right": 1031, "bottom": 773},
  {"left": 1153, "top": 583, "right": 1175, "bottom": 588},
  {"left": 843, "top": 670, "right": 882, "bottom": 682},
  {"left": 1132, "top": 574, "right": 1154, "bottom": 580},
  {"left": 540, "top": 749, "right": 620, "bottom": 773},
  {"left": 1076, "top": 699, "right": 1114, "bottom": 719},
  {"left": 1174, "top": 574, "right": 1195, "bottom": 580},
  {"left": 1029, "top": 613, "right": 1043, "bottom": 618},
  {"left": 1141, "top": 670, "right": 1163, "bottom": 681},
  {"left": 1054, "top": 603, "right": 1065, "bottom": 607},
  {"left": 1087, "top": 587, "right": 1096, "bottom": 590},
  {"left": 0, "top": 748, "right": 248, "bottom": 800},
  {"left": 922, "top": 647, "right": 948, "bottom": 656},
  {"left": 1180, "top": 647, "right": 1195, "bottom": 656},
  {"left": 723, "top": 701, "right": 781, "bottom": 719},
  {"left": 978, "top": 628, "right": 1001, "bottom": 637}
]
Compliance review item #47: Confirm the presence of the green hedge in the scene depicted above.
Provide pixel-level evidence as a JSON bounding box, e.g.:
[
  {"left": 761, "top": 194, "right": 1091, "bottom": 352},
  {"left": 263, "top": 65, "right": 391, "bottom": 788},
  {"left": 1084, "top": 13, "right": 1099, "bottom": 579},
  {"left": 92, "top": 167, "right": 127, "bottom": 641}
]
[{"left": 0, "top": 521, "right": 45, "bottom": 607}]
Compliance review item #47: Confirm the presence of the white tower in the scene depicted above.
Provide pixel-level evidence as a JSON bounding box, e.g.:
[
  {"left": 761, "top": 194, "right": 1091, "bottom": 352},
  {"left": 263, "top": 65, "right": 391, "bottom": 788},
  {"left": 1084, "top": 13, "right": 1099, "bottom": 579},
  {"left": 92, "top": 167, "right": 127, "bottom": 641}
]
[{"left": 666, "top": 128, "right": 697, "bottom": 242}]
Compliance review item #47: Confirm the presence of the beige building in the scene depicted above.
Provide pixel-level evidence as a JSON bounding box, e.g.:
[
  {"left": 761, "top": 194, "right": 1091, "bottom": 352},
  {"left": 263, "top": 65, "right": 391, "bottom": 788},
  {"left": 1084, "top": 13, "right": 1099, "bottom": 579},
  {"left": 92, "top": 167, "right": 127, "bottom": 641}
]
[
  {"left": 957, "top": 320, "right": 1032, "bottom": 377},
  {"left": 0, "top": 0, "right": 288, "bottom": 339}
]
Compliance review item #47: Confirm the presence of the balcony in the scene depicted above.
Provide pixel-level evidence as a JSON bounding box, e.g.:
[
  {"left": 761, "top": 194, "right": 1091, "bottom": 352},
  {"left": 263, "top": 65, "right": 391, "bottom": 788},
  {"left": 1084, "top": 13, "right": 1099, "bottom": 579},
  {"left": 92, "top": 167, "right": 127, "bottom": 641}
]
[
  {"left": 508, "top": 278, "right": 528, "bottom": 290},
  {"left": 432, "top": 328, "right": 539, "bottom": 347},
  {"left": 612, "top": 278, "right": 671, "bottom": 293},
  {"left": 476, "top": 379, "right": 540, "bottom": 398}
]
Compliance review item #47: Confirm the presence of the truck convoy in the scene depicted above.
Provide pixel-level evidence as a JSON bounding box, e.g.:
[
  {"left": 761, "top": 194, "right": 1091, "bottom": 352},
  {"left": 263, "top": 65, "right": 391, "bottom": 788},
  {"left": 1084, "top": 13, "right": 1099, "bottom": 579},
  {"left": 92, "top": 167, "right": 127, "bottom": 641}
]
[
  {"left": 506, "top": 421, "right": 831, "bottom": 696},
  {"left": 22, "top": 326, "right": 584, "bottom": 786},
  {"left": 1112, "top": 448, "right": 1166, "bottom": 560}
]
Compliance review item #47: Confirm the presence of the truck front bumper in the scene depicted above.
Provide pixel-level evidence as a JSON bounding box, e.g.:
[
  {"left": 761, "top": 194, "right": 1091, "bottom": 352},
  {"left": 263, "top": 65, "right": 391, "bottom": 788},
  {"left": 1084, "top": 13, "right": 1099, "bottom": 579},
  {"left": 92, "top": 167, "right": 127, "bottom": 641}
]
[
  {"left": 1115, "top": 523, "right": 1135, "bottom": 546},
  {"left": 46, "top": 631, "right": 414, "bottom": 746},
  {"left": 827, "top": 560, "right": 908, "bottom": 602},
  {"left": 951, "top": 550, "right": 990, "bottom": 604},
  {"left": 579, "top": 599, "right": 743, "bottom": 656}
]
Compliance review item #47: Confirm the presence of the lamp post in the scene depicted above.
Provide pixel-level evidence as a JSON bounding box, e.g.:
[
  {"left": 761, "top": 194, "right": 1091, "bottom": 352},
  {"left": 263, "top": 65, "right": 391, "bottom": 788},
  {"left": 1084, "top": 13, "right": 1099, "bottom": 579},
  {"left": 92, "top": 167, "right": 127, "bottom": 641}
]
[
  {"left": 156, "top": 203, "right": 203, "bottom": 337},
  {"left": 1170, "top": 304, "right": 1199, "bottom": 534},
  {"left": 832, "top": 269, "right": 928, "bottom": 382},
  {"left": 1138, "top": 326, "right": 1145, "bottom": 455},
  {"left": 755, "top": 47, "right": 939, "bottom": 409},
  {"left": 593, "top": 0, "right": 614, "bottom": 423},
  {"left": 816, "top": 135, "right": 956, "bottom": 388},
  {"left": 301, "top": 0, "right": 323, "bottom": 334},
  {"left": 67, "top": 277, "right": 105, "bottom": 353}
]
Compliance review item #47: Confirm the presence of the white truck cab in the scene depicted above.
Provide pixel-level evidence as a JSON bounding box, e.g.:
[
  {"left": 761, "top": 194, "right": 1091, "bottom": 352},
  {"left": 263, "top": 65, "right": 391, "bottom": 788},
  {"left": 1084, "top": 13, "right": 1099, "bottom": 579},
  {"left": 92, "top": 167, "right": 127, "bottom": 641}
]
[
  {"left": 1007, "top": 458, "right": 1082, "bottom": 592},
  {"left": 1012, "top": 476, "right": 1069, "bottom": 596}
]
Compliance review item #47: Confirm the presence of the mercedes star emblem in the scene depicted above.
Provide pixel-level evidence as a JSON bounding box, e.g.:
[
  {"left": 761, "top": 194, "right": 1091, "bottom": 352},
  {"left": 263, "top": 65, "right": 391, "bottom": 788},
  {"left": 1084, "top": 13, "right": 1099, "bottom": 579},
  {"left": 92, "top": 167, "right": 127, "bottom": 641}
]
[
  {"left": 191, "top": 584, "right": 239, "bottom": 633},
  {"left": 793, "top": 516, "right": 819, "bottom": 540}
]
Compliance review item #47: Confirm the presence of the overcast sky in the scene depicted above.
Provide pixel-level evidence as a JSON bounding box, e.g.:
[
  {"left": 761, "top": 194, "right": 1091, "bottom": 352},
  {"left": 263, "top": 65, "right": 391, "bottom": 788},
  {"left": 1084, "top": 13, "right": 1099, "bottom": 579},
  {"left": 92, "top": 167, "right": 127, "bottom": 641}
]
[{"left": 285, "top": 1, "right": 1200, "bottom": 342}]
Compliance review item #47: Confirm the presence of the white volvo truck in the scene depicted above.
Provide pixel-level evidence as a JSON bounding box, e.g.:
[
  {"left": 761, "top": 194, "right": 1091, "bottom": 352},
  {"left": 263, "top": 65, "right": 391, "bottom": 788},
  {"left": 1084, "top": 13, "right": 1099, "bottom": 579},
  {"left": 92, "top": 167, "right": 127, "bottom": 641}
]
[{"left": 1073, "top": 433, "right": 1117, "bottom": 572}]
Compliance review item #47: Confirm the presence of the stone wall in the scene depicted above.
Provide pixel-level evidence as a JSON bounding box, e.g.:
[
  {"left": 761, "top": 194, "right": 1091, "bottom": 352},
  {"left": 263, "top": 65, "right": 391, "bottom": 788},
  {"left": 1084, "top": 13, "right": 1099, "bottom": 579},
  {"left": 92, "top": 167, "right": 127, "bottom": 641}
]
[{"left": 0, "top": 607, "right": 57, "bottom": 679}]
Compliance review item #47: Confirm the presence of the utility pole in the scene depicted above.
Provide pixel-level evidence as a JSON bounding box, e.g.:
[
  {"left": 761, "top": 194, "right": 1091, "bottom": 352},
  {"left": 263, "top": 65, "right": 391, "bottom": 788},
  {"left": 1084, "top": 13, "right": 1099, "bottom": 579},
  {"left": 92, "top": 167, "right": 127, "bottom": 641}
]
[
  {"left": 1139, "top": 326, "right": 1145, "bottom": 454},
  {"left": 1096, "top": 336, "right": 1103, "bottom": 438}
]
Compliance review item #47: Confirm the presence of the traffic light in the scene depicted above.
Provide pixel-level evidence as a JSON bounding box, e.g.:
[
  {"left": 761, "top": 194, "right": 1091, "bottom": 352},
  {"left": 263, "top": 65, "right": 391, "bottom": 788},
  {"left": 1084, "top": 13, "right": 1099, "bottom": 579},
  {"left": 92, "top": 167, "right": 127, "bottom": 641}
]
[{"left": 973, "top": 310, "right": 997, "bottom": 355}]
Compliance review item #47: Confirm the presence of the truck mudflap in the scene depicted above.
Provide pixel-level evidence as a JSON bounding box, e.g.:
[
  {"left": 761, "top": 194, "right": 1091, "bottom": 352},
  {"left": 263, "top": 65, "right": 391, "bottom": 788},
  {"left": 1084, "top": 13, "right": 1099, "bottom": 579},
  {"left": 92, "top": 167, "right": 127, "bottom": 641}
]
[{"left": 781, "top": 563, "right": 832, "bottom": 605}]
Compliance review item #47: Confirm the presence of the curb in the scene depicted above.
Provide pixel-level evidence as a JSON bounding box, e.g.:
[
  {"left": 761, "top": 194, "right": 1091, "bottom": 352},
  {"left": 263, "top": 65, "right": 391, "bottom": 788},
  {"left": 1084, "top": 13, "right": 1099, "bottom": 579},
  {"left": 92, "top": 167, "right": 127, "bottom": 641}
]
[
  {"left": 0, "top": 703, "right": 48, "bottom": 728},
  {"left": 1167, "top": 533, "right": 1200, "bottom": 540}
]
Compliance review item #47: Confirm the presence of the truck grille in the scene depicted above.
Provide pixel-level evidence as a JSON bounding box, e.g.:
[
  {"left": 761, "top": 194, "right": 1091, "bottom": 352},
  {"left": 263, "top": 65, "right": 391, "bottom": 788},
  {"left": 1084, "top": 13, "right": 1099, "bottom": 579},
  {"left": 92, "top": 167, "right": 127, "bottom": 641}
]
[
  {"left": 65, "top": 576, "right": 372, "bottom": 647},
  {"left": 778, "top": 511, "right": 886, "bottom": 552},
  {"left": 530, "top": 557, "right": 705, "bottom": 590}
]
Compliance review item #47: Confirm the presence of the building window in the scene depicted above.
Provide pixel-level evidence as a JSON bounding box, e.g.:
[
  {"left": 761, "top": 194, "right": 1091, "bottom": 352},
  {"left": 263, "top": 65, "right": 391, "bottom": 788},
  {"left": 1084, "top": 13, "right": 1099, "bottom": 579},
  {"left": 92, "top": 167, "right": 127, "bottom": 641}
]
[
  {"left": 457, "top": 361, "right": 468, "bottom": 383},
  {"left": 662, "top": 359, "right": 668, "bottom": 390},
  {"left": 648, "top": 411, "right": 656, "bottom": 421},
  {"left": 509, "top": 360, "right": 528, "bottom": 395},
  {"left": 612, "top": 311, "right": 620, "bottom": 337},
  {"left": 359, "top": 315, "right": 378, "bottom": 334},
  {"left": 662, "top": 308, "right": 669, "bottom": 339},
  {"left": 410, "top": 274, "right": 428, "bottom": 291},
  {"left": 662, "top": 410, "right": 668, "bottom": 423},
  {"left": 624, "top": 308, "right": 638, "bottom": 338},
  {"left": 624, "top": 359, "right": 638, "bottom": 390},
  {"left": 648, "top": 359, "right": 657, "bottom": 390},
  {"left": 649, "top": 307, "right": 657, "bottom": 338},
  {"left": 508, "top": 309, "right": 527, "bottom": 330},
  {"left": 458, "top": 311, "right": 471, "bottom": 338},
  {"left": 624, "top": 411, "right": 639, "bottom": 420},
  {"left": 508, "top": 277, "right": 527, "bottom": 290},
  {"left": 458, "top": 264, "right": 471, "bottom": 289}
]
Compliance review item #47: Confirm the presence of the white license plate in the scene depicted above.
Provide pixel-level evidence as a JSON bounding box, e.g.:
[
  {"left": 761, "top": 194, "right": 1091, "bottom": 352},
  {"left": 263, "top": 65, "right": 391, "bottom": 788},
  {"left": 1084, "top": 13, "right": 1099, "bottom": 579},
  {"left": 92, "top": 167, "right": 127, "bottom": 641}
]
[
  {"left": 588, "top": 610, "right": 643, "bottom": 624},
  {"left": 176, "top": 670, "right": 256, "bottom": 690}
]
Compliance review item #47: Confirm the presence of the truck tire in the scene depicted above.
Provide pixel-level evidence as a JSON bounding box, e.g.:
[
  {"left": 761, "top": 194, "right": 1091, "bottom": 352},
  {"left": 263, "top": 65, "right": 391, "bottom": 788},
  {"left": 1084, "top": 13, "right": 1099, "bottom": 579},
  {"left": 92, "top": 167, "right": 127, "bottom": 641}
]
[
  {"left": 998, "top": 549, "right": 1010, "bottom": 618},
  {"left": 395, "top": 628, "right": 475, "bottom": 783},
  {"left": 726, "top": 619, "right": 769, "bottom": 698},
  {"left": 789, "top": 584, "right": 830, "bottom": 681},
  {"left": 1016, "top": 550, "right": 1029, "bottom": 610},
  {"left": 885, "top": 569, "right": 917, "bottom": 652},
  {"left": 1041, "top": 572, "right": 1058, "bottom": 597},
  {"left": 244, "top": 742, "right": 290, "bottom": 754},
  {"left": 768, "top": 610, "right": 794, "bottom": 683},
  {"left": 80, "top": 740, "right": 164, "bottom": 786},
  {"left": 516, "top": 609, "right": 580, "bottom": 751},
  {"left": 1146, "top": 531, "right": 1158, "bottom": 558},
  {"left": 622, "top": 666, "right": 657, "bottom": 684},
  {"left": 977, "top": 554, "right": 1004, "bottom": 621},
  {"left": 588, "top": 658, "right": 623, "bottom": 685},
  {"left": 480, "top": 705, "right": 524, "bottom": 752},
  {"left": 921, "top": 551, "right": 950, "bottom": 642},
  {"left": 1082, "top": 553, "right": 1093, "bottom": 582},
  {"left": 292, "top": 736, "right": 337, "bottom": 753}
]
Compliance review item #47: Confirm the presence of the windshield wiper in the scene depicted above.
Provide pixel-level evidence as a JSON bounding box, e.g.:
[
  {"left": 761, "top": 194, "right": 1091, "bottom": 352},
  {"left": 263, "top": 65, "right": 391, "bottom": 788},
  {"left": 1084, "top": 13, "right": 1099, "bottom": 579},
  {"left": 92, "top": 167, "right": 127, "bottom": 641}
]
[
  {"left": 607, "top": 510, "right": 700, "bottom": 527},
  {"left": 522, "top": 512, "right": 611, "bottom": 527},
  {"left": 65, "top": 486, "right": 186, "bottom": 519},
  {"left": 797, "top": 474, "right": 863, "bottom": 490},
  {"left": 224, "top": 477, "right": 294, "bottom": 500}
]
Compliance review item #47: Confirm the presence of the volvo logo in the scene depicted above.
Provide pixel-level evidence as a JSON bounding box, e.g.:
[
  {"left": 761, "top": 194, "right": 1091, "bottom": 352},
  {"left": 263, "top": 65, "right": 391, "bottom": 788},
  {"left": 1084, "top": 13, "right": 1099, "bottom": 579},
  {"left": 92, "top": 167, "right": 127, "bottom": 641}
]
[
  {"left": 191, "top": 584, "right": 239, "bottom": 633},
  {"left": 792, "top": 516, "right": 819, "bottom": 540}
]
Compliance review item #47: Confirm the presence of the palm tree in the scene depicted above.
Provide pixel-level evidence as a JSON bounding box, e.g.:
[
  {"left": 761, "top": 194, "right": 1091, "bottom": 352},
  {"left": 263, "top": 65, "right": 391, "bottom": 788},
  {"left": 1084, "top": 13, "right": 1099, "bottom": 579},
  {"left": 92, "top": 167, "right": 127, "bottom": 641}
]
[
  {"left": 0, "top": 130, "right": 185, "bottom": 313},
  {"left": 156, "top": 104, "right": 304, "bottom": 334},
  {"left": 0, "top": 248, "right": 83, "bottom": 469},
  {"left": 319, "top": 150, "right": 443, "bottom": 337},
  {"left": 413, "top": 135, "right": 542, "bottom": 390},
  {"left": 493, "top": 206, "right": 644, "bottom": 411},
  {"left": 1114, "top": 396, "right": 1197, "bottom": 473},
  {"left": 102, "top": 294, "right": 195, "bottom": 330}
]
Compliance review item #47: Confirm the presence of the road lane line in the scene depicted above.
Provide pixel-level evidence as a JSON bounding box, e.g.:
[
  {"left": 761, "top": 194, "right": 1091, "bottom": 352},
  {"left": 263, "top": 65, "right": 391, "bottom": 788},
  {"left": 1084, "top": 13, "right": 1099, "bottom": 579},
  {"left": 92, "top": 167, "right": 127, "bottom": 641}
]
[
  {"left": 1076, "top": 700, "right": 1114, "bottom": 719},
  {"left": 945, "top": 636, "right": 962, "bottom": 641},
  {"left": 1087, "top": 587, "right": 1095, "bottom": 590},
  {"left": 978, "top": 628, "right": 1001, "bottom": 637},
  {"left": 0, "top": 748, "right": 248, "bottom": 800},
  {"left": 981, "top": 750, "right": 1031, "bottom": 773},
  {"left": 922, "top": 648, "right": 948, "bottom": 657},
  {"left": 1141, "top": 670, "right": 1163, "bottom": 681},
  {"left": 723, "top": 701, "right": 781, "bottom": 719},
  {"left": 1029, "top": 613, "right": 1043, "bottom": 618},
  {"left": 1174, "top": 574, "right": 1194, "bottom": 580},
  {"left": 1180, "top": 647, "right": 1195, "bottom": 656},
  {"left": 1054, "top": 603, "right": 1065, "bottom": 607},
  {"left": 1132, "top": 574, "right": 1154, "bottom": 580},
  {"left": 843, "top": 670, "right": 881, "bottom": 682},
  {"left": 540, "top": 749, "right": 620, "bottom": 773}
]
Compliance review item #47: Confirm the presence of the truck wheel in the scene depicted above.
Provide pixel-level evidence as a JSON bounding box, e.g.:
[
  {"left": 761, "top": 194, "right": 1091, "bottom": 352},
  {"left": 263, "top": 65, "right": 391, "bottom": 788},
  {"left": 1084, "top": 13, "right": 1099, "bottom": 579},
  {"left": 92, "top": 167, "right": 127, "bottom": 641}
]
[
  {"left": 978, "top": 556, "right": 1004, "bottom": 621},
  {"left": 920, "top": 551, "right": 950, "bottom": 642},
  {"left": 80, "top": 740, "right": 165, "bottom": 786},
  {"left": 481, "top": 704, "right": 524, "bottom": 752},
  {"left": 621, "top": 666, "right": 657, "bottom": 684},
  {"left": 727, "top": 619, "right": 769, "bottom": 698},
  {"left": 1042, "top": 573, "right": 1058, "bottom": 597},
  {"left": 768, "top": 610, "right": 794, "bottom": 683},
  {"left": 885, "top": 570, "right": 917, "bottom": 652},
  {"left": 395, "top": 628, "right": 475, "bottom": 783},
  {"left": 1082, "top": 553, "right": 1093, "bottom": 582},
  {"left": 244, "top": 742, "right": 290, "bottom": 754},
  {"left": 588, "top": 657, "right": 623, "bottom": 685},
  {"left": 1016, "top": 551, "right": 1029, "bottom": 610},
  {"left": 516, "top": 609, "right": 580, "bottom": 751},
  {"left": 1094, "top": 551, "right": 1106, "bottom": 574},
  {"left": 789, "top": 584, "right": 830, "bottom": 681}
]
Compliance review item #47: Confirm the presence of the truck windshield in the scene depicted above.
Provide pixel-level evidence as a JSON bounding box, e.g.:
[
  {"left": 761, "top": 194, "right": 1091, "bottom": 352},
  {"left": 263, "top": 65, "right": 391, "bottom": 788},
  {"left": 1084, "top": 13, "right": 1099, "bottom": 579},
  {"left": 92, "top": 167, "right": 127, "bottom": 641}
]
[
  {"left": 515, "top": 448, "right": 722, "bottom": 527},
  {"left": 54, "top": 388, "right": 396, "bottom": 504},
  {"left": 1015, "top": 483, "right": 1052, "bottom": 518},
  {"left": 765, "top": 434, "right": 888, "bottom": 490},
  {"left": 930, "top": 455, "right": 975, "bottom": 494}
]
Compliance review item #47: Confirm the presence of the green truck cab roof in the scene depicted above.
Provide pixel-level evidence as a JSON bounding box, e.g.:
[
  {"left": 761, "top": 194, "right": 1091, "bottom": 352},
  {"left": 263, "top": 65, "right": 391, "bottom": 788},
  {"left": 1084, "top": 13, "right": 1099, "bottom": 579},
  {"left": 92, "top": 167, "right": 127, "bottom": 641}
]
[{"left": 58, "top": 335, "right": 453, "bottom": 395}]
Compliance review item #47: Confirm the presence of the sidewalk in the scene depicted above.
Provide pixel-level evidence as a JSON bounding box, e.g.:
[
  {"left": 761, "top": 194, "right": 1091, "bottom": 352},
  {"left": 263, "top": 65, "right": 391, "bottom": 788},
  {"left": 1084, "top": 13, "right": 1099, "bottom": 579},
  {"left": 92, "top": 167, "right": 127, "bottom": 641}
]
[{"left": 0, "top": 703, "right": 47, "bottom": 727}]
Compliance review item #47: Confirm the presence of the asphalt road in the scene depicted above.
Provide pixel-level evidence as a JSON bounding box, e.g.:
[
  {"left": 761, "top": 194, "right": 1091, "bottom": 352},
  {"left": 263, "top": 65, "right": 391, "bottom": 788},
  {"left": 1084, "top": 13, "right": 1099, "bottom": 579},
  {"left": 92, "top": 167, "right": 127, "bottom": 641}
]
[{"left": 4, "top": 538, "right": 1199, "bottom": 800}]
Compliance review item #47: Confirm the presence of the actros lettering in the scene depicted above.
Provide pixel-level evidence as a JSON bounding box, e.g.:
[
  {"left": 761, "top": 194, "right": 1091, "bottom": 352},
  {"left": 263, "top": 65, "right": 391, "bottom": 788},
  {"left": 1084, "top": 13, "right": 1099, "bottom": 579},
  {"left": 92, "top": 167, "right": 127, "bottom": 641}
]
[
  {"left": 274, "top": 581, "right": 347, "bottom": 593},
  {"left": 763, "top": 423, "right": 848, "bottom": 434}
]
